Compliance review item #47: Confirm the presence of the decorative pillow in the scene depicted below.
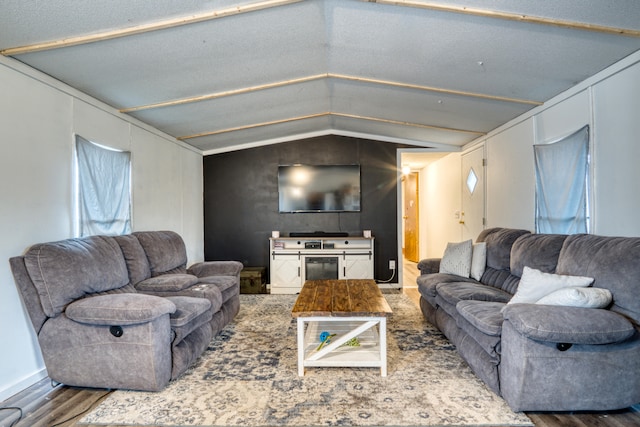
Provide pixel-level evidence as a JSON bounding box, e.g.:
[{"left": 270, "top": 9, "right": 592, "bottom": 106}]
[
  {"left": 470, "top": 242, "right": 487, "bottom": 281},
  {"left": 439, "top": 240, "right": 473, "bottom": 278},
  {"left": 506, "top": 266, "right": 594, "bottom": 307},
  {"left": 536, "top": 286, "right": 612, "bottom": 308}
]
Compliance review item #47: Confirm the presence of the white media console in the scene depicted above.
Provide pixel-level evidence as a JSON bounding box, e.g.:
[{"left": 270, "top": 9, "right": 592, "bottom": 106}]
[{"left": 269, "top": 236, "right": 375, "bottom": 294}]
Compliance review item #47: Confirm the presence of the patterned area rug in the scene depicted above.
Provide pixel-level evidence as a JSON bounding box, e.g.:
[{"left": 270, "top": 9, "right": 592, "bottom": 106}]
[{"left": 80, "top": 294, "right": 533, "bottom": 427}]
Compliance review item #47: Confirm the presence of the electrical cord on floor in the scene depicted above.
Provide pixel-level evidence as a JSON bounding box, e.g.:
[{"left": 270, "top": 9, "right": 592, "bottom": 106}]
[
  {"left": 376, "top": 267, "right": 396, "bottom": 283},
  {"left": 0, "top": 406, "right": 23, "bottom": 427}
]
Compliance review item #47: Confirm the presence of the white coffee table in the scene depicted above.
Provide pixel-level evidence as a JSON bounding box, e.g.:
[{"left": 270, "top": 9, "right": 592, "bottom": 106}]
[{"left": 291, "top": 279, "right": 393, "bottom": 376}]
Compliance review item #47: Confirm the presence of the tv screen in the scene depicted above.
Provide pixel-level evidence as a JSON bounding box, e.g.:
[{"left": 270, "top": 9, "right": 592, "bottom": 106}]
[{"left": 278, "top": 165, "right": 361, "bottom": 213}]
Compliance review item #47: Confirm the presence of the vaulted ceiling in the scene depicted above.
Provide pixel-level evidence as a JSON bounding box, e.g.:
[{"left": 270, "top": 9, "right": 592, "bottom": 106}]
[{"left": 2, "top": 1, "right": 639, "bottom": 154}]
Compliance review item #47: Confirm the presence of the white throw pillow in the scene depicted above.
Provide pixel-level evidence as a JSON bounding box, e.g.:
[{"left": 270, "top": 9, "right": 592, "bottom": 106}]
[
  {"left": 536, "top": 287, "right": 612, "bottom": 308},
  {"left": 470, "top": 242, "right": 487, "bottom": 281},
  {"left": 439, "top": 239, "right": 473, "bottom": 278},
  {"left": 506, "top": 266, "right": 594, "bottom": 307}
]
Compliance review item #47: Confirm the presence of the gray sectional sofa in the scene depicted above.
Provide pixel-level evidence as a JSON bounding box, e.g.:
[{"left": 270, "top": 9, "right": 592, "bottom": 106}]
[
  {"left": 417, "top": 227, "right": 640, "bottom": 411},
  {"left": 10, "top": 230, "right": 242, "bottom": 392}
]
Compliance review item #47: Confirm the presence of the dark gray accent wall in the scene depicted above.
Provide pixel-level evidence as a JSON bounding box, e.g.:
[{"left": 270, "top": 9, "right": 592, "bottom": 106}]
[{"left": 203, "top": 135, "right": 404, "bottom": 282}]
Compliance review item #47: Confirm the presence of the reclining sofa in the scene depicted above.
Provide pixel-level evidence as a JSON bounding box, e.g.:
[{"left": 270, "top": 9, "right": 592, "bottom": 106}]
[
  {"left": 10, "top": 230, "right": 242, "bottom": 392},
  {"left": 417, "top": 227, "right": 640, "bottom": 411}
]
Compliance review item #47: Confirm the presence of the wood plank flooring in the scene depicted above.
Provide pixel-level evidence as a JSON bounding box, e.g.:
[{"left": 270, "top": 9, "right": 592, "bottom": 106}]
[{"left": 1, "top": 260, "right": 638, "bottom": 427}]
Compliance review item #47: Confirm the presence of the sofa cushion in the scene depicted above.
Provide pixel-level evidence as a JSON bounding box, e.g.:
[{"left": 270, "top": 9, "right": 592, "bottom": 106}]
[
  {"left": 197, "top": 275, "right": 239, "bottom": 303},
  {"left": 113, "top": 234, "right": 151, "bottom": 285},
  {"left": 454, "top": 307, "right": 503, "bottom": 359},
  {"left": 457, "top": 301, "right": 505, "bottom": 336},
  {"left": 505, "top": 266, "right": 593, "bottom": 307},
  {"left": 479, "top": 267, "right": 519, "bottom": 293},
  {"left": 437, "top": 282, "right": 513, "bottom": 307},
  {"left": 135, "top": 274, "right": 199, "bottom": 293},
  {"left": 557, "top": 234, "right": 640, "bottom": 324},
  {"left": 134, "top": 231, "right": 188, "bottom": 276},
  {"left": 503, "top": 304, "right": 635, "bottom": 345},
  {"left": 483, "top": 228, "right": 531, "bottom": 271},
  {"left": 165, "top": 296, "right": 212, "bottom": 328},
  {"left": 510, "top": 233, "right": 568, "bottom": 277},
  {"left": 439, "top": 240, "right": 473, "bottom": 277},
  {"left": 165, "top": 296, "right": 213, "bottom": 345},
  {"left": 66, "top": 293, "right": 176, "bottom": 326},
  {"left": 23, "top": 236, "right": 130, "bottom": 317}
]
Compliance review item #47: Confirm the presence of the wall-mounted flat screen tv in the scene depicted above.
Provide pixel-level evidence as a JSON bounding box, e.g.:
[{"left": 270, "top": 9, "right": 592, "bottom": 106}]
[{"left": 278, "top": 165, "right": 361, "bottom": 213}]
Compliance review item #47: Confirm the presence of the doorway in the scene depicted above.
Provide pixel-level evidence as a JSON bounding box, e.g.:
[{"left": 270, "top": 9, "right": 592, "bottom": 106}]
[
  {"left": 397, "top": 150, "right": 450, "bottom": 288},
  {"left": 402, "top": 172, "right": 419, "bottom": 263}
]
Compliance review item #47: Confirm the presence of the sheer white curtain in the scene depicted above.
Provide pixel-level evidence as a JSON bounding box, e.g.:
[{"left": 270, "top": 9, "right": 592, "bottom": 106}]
[
  {"left": 76, "top": 135, "right": 131, "bottom": 237},
  {"left": 534, "top": 125, "right": 590, "bottom": 234}
]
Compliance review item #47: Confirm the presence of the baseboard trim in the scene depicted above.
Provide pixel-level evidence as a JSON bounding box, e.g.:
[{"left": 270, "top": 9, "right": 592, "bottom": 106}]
[{"left": 0, "top": 368, "right": 48, "bottom": 402}]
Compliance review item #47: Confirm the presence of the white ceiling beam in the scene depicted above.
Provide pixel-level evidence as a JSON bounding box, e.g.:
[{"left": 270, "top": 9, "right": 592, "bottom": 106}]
[
  {"left": 367, "top": 1, "right": 640, "bottom": 37},
  {"left": 0, "top": 0, "right": 303, "bottom": 56},
  {"left": 177, "top": 111, "right": 485, "bottom": 141},
  {"left": 331, "top": 74, "right": 542, "bottom": 106},
  {"left": 120, "top": 74, "right": 329, "bottom": 113},
  {"left": 121, "top": 73, "right": 540, "bottom": 114},
  {"left": 202, "top": 129, "right": 462, "bottom": 155}
]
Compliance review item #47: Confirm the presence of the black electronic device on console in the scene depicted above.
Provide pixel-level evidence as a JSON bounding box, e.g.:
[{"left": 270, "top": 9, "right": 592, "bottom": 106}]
[
  {"left": 290, "top": 231, "right": 349, "bottom": 238},
  {"left": 304, "top": 241, "right": 322, "bottom": 249}
]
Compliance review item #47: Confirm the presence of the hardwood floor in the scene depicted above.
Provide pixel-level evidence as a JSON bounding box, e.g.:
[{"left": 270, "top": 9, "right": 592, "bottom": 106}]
[{"left": 1, "top": 263, "right": 638, "bottom": 427}]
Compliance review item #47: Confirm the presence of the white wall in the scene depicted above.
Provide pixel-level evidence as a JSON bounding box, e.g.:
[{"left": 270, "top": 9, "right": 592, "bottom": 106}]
[
  {"left": 422, "top": 152, "right": 462, "bottom": 258},
  {"left": 0, "top": 58, "right": 204, "bottom": 401},
  {"left": 485, "top": 119, "right": 536, "bottom": 230},
  {"left": 591, "top": 63, "right": 640, "bottom": 236}
]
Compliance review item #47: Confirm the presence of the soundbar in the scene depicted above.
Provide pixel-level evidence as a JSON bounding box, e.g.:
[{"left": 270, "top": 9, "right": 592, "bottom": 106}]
[{"left": 289, "top": 231, "right": 349, "bottom": 238}]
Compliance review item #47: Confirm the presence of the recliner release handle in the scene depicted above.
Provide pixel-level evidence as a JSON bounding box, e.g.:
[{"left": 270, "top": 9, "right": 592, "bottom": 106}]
[{"left": 110, "top": 325, "right": 124, "bottom": 337}]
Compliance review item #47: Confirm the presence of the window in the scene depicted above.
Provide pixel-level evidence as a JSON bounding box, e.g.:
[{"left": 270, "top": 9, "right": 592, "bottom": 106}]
[
  {"left": 75, "top": 135, "right": 131, "bottom": 237},
  {"left": 534, "top": 125, "right": 590, "bottom": 234}
]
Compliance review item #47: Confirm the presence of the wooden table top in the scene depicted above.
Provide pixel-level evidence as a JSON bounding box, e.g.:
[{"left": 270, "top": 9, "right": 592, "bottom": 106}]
[{"left": 291, "top": 279, "right": 393, "bottom": 318}]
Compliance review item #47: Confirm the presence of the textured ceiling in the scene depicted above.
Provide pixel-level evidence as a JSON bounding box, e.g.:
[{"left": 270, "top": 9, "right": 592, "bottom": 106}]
[{"left": 2, "top": 0, "right": 639, "bottom": 154}]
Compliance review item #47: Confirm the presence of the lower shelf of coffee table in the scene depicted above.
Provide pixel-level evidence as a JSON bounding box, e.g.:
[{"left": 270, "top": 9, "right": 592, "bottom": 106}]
[{"left": 296, "top": 318, "right": 387, "bottom": 374}]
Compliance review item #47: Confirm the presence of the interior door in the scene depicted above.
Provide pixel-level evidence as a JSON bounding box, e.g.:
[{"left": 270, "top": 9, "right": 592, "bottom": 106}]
[
  {"left": 461, "top": 146, "right": 485, "bottom": 241},
  {"left": 403, "top": 172, "right": 419, "bottom": 262}
]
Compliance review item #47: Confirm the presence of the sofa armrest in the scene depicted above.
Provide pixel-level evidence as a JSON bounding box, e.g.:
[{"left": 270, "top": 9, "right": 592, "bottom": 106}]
[
  {"left": 188, "top": 260, "right": 243, "bottom": 278},
  {"left": 417, "top": 258, "right": 441, "bottom": 275},
  {"left": 503, "top": 304, "right": 635, "bottom": 345},
  {"left": 66, "top": 293, "right": 176, "bottom": 326}
]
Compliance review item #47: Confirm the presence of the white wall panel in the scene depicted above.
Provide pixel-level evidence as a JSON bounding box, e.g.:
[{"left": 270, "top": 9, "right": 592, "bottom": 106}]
[
  {"left": 485, "top": 120, "right": 535, "bottom": 231},
  {"left": 535, "top": 90, "right": 591, "bottom": 143},
  {"left": 72, "top": 100, "right": 131, "bottom": 151},
  {"left": 131, "top": 126, "right": 183, "bottom": 233},
  {"left": 423, "top": 152, "right": 462, "bottom": 258},
  {"left": 180, "top": 149, "right": 204, "bottom": 264},
  {"left": 592, "top": 63, "right": 640, "bottom": 236}
]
